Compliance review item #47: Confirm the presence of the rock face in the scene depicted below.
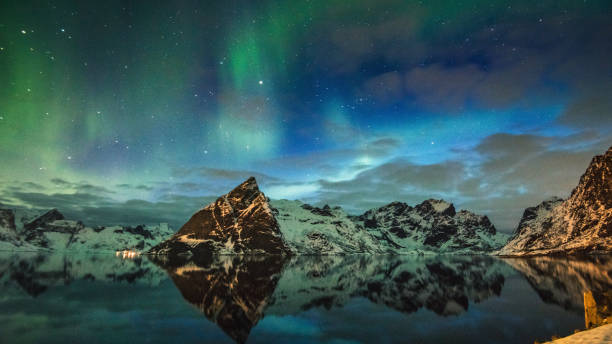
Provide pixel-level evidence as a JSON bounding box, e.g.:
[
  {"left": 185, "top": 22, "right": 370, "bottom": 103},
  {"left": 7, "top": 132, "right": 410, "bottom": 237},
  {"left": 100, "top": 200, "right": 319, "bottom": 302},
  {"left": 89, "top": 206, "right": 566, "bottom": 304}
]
[
  {"left": 499, "top": 146, "right": 612, "bottom": 256},
  {"left": 0, "top": 208, "right": 173, "bottom": 252},
  {"left": 271, "top": 200, "right": 388, "bottom": 254},
  {"left": 149, "top": 177, "right": 290, "bottom": 256},
  {"left": 23, "top": 209, "right": 64, "bottom": 232},
  {"left": 356, "top": 199, "right": 507, "bottom": 253},
  {"left": 0, "top": 209, "right": 16, "bottom": 231},
  {"left": 271, "top": 198, "right": 507, "bottom": 254},
  {"left": 154, "top": 255, "right": 286, "bottom": 344}
]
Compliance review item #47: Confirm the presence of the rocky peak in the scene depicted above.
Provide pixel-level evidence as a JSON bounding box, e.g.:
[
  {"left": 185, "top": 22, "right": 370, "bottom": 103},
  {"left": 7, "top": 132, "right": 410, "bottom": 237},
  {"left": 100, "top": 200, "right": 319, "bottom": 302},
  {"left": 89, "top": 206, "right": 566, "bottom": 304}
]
[
  {"left": 515, "top": 197, "right": 564, "bottom": 236},
  {"left": 223, "top": 176, "right": 263, "bottom": 209},
  {"left": 569, "top": 145, "right": 612, "bottom": 209},
  {"left": 0, "top": 209, "right": 16, "bottom": 230},
  {"left": 416, "top": 199, "right": 456, "bottom": 217},
  {"left": 300, "top": 203, "right": 335, "bottom": 217},
  {"left": 24, "top": 209, "right": 64, "bottom": 231},
  {"left": 499, "top": 145, "right": 612, "bottom": 256},
  {"left": 151, "top": 177, "right": 290, "bottom": 256}
]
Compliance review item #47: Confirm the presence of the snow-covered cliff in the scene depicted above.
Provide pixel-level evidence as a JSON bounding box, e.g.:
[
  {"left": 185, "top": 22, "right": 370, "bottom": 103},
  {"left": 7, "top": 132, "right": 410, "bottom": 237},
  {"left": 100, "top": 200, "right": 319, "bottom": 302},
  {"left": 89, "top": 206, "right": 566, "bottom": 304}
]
[{"left": 499, "top": 146, "right": 612, "bottom": 256}]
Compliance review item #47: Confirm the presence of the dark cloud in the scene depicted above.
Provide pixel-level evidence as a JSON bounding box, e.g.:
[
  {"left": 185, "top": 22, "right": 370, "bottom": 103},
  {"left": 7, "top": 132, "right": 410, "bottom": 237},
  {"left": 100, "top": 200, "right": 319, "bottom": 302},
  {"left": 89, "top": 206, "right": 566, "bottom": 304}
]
[
  {"left": 307, "top": 159, "right": 467, "bottom": 214},
  {"left": 312, "top": 4, "right": 423, "bottom": 75},
  {"left": 361, "top": 71, "right": 404, "bottom": 104},
  {"left": 2, "top": 189, "right": 214, "bottom": 229},
  {"left": 49, "top": 178, "right": 115, "bottom": 194},
  {"left": 558, "top": 88, "right": 612, "bottom": 128},
  {"left": 172, "top": 167, "right": 278, "bottom": 183},
  {"left": 401, "top": 59, "right": 546, "bottom": 110},
  {"left": 116, "top": 184, "right": 155, "bottom": 191},
  {"left": 50, "top": 178, "right": 71, "bottom": 187}
]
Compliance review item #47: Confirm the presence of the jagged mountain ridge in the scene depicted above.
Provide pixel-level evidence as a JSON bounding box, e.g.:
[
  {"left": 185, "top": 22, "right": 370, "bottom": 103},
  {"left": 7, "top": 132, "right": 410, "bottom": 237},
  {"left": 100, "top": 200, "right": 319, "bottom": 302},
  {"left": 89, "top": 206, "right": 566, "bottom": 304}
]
[
  {"left": 499, "top": 146, "right": 612, "bottom": 256},
  {"left": 151, "top": 177, "right": 508, "bottom": 255},
  {"left": 0, "top": 208, "right": 173, "bottom": 252},
  {"left": 356, "top": 199, "right": 506, "bottom": 252}
]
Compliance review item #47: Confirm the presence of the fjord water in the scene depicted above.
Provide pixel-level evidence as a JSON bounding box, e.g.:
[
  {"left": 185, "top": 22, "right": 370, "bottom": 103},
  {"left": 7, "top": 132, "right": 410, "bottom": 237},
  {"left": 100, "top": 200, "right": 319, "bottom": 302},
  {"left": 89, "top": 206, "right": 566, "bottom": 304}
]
[{"left": 0, "top": 253, "right": 610, "bottom": 344}]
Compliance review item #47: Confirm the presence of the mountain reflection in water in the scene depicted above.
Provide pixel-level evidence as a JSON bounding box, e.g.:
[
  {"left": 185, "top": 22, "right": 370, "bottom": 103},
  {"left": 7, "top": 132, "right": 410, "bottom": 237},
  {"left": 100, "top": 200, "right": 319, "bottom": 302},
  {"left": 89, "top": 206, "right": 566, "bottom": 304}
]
[
  {"left": 0, "top": 253, "right": 610, "bottom": 343},
  {"left": 502, "top": 256, "right": 612, "bottom": 330}
]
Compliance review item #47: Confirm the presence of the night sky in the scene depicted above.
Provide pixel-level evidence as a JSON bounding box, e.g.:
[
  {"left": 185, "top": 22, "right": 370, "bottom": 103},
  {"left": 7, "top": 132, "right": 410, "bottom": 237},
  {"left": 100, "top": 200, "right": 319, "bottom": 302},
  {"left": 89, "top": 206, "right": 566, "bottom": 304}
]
[{"left": 1, "top": 0, "right": 611, "bottom": 231}]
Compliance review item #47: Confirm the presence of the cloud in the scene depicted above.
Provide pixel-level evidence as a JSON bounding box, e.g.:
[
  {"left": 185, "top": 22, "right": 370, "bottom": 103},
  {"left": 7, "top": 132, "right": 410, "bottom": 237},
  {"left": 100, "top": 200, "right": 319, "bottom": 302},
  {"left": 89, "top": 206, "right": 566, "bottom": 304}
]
[
  {"left": 290, "top": 132, "right": 610, "bottom": 232},
  {"left": 0, "top": 188, "right": 214, "bottom": 229},
  {"left": 361, "top": 71, "right": 404, "bottom": 104},
  {"left": 116, "top": 183, "right": 155, "bottom": 191},
  {"left": 401, "top": 59, "right": 545, "bottom": 110},
  {"left": 49, "top": 178, "right": 116, "bottom": 194},
  {"left": 305, "top": 159, "right": 468, "bottom": 214},
  {"left": 558, "top": 88, "right": 612, "bottom": 128}
]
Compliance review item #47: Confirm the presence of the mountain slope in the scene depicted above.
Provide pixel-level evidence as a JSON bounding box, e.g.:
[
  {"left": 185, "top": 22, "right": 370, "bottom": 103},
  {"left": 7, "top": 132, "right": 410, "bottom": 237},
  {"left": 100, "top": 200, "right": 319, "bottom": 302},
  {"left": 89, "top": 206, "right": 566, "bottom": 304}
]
[
  {"left": 356, "top": 200, "right": 509, "bottom": 253},
  {"left": 270, "top": 200, "right": 388, "bottom": 254},
  {"left": 149, "top": 177, "right": 290, "bottom": 256},
  {"left": 499, "top": 146, "right": 612, "bottom": 256},
  {"left": 0, "top": 208, "right": 173, "bottom": 252}
]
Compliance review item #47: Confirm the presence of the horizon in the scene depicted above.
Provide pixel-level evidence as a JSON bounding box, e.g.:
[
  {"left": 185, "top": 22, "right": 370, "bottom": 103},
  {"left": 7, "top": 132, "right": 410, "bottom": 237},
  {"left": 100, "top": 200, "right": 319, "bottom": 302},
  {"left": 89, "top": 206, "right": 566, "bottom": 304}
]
[{"left": 1, "top": 1, "right": 611, "bottom": 233}]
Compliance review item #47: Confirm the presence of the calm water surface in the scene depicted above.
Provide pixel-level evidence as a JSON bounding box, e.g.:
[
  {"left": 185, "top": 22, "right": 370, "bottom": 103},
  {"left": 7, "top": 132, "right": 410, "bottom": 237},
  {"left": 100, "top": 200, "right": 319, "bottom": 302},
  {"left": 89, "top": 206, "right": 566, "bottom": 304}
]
[{"left": 0, "top": 253, "right": 610, "bottom": 343}]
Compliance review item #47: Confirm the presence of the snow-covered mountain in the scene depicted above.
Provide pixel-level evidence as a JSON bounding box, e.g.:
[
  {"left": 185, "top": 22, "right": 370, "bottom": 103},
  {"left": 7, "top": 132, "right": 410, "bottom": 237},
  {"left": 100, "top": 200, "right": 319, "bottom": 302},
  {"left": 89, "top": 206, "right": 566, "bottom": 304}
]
[
  {"left": 499, "top": 146, "right": 612, "bottom": 256},
  {"left": 0, "top": 208, "right": 173, "bottom": 252},
  {"left": 356, "top": 200, "right": 508, "bottom": 253},
  {"left": 270, "top": 200, "right": 388, "bottom": 254},
  {"left": 151, "top": 177, "right": 508, "bottom": 256}
]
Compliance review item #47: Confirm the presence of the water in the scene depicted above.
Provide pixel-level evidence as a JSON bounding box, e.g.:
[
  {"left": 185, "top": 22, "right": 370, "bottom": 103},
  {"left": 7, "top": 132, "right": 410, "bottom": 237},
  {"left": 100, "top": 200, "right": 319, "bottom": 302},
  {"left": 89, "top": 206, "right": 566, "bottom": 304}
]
[{"left": 0, "top": 253, "right": 610, "bottom": 344}]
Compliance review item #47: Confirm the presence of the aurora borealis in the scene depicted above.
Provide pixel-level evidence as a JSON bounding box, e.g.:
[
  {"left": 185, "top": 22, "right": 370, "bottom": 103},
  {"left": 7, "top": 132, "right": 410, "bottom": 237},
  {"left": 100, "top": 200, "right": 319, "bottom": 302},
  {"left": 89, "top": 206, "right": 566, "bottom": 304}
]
[{"left": 1, "top": 0, "right": 611, "bottom": 231}]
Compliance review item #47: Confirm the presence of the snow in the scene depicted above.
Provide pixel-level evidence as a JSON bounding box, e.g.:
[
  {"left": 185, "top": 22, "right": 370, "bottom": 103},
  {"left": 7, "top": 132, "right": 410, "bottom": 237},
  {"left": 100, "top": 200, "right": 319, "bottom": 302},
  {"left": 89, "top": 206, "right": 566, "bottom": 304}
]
[
  {"left": 429, "top": 199, "right": 452, "bottom": 213},
  {"left": 545, "top": 324, "right": 612, "bottom": 344},
  {"left": 0, "top": 207, "right": 175, "bottom": 253},
  {"left": 271, "top": 199, "right": 507, "bottom": 255},
  {"left": 271, "top": 200, "right": 385, "bottom": 254}
]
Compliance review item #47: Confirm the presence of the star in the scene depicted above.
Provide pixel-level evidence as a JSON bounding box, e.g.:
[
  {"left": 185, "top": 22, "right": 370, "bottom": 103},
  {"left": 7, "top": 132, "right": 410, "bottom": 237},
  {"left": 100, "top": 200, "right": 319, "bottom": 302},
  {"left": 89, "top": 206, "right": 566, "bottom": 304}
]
[
  {"left": 21, "top": 30, "right": 27, "bottom": 34},
  {"left": 258, "top": 80, "right": 263, "bottom": 85}
]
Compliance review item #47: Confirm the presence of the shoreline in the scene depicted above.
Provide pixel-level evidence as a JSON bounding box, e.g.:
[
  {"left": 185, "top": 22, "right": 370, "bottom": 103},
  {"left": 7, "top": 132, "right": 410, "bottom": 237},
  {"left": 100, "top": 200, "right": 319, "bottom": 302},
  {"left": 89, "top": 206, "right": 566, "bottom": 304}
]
[{"left": 546, "top": 324, "right": 612, "bottom": 343}]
